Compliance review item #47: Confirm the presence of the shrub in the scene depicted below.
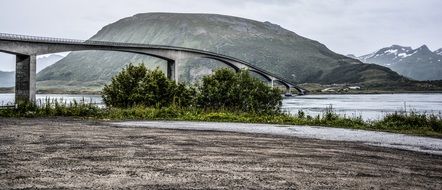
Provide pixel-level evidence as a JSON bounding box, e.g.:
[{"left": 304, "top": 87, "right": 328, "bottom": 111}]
[
  {"left": 197, "top": 68, "right": 282, "bottom": 114},
  {"left": 102, "top": 64, "right": 195, "bottom": 108}
]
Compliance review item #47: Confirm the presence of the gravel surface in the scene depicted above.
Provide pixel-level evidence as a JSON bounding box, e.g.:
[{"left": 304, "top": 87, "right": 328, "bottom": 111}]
[
  {"left": 1, "top": 118, "right": 441, "bottom": 189},
  {"left": 112, "top": 121, "right": 442, "bottom": 155}
]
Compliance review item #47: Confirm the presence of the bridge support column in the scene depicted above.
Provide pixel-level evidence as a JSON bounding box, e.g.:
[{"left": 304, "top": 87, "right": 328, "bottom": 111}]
[
  {"left": 167, "top": 60, "right": 178, "bottom": 84},
  {"left": 15, "top": 54, "right": 36, "bottom": 104},
  {"left": 286, "top": 87, "right": 291, "bottom": 94}
]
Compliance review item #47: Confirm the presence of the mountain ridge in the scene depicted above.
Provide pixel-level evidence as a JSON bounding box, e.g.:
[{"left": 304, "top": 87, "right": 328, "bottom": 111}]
[
  {"left": 434, "top": 48, "right": 442, "bottom": 56},
  {"left": 356, "top": 45, "right": 442, "bottom": 80}
]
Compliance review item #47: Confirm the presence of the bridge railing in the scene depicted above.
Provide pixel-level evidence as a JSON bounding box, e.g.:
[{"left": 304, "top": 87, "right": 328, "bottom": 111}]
[
  {"left": 0, "top": 32, "right": 246, "bottom": 61},
  {"left": 0, "top": 33, "right": 85, "bottom": 44}
]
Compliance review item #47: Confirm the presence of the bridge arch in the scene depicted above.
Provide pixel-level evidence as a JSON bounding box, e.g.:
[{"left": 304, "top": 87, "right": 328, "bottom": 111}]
[
  {"left": 200, "top": 56, "right": 242, "bottom": 71},
  {"left": 248, "top": 69, "right": 272, "bottom": 82},
  {"left": 273, "top": 80, "right": 290, "bottom": 90},
  {"left": 0, "top": 33, "right": 305, "bottom": 104}
]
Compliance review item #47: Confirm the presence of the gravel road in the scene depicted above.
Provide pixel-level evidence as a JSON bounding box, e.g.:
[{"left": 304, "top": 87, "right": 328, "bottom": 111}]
[
  {"left": 112, "top": 120, "right": 442, "bottom": 155},
  {"left": 1, "top": 118, "right": 441, "bottom": 189}
]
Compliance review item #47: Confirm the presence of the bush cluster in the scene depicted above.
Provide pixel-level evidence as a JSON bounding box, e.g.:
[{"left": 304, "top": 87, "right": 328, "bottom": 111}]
[
  {"left": 375, "top": 111, "right": 442, "bottom": 132},
  {"left": 101, "top": 64, "right": 282, "bottom": 113},
  {"left": 102, "top": 64, "right": 196, "bottom": 108},
  {"left": 198, "top": 68, "right": 282, "bottom": 113}
]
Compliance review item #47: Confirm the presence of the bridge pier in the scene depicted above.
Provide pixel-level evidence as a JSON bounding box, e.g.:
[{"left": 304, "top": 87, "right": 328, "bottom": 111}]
[
  {"left": 167, "top": 60, "right": 176, "bottom": 82},
  {"left": 167, "top": 59, "right": 180, "bottom": 84},
  {"left": 15, "top": 54, "right": 36, "bottom": 104}
]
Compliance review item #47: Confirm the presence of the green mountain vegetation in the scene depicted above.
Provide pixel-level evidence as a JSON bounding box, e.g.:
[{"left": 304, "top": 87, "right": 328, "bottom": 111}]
[{"left": 36, "top": 13, "right": 419, "bottom": 92}]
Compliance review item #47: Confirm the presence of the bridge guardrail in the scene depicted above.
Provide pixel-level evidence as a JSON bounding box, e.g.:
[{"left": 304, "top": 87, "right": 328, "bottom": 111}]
[{"left": 0, "top": 32, "right": 248, "bottom": 62}]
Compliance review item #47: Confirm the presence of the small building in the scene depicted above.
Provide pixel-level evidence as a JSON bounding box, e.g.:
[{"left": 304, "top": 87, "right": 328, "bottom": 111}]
[
  {"left": 321, "top": 88, "right": 336, "bottom": 92},
  {"left": 348, "top": 86, "right": 361, "bottom": 90}
]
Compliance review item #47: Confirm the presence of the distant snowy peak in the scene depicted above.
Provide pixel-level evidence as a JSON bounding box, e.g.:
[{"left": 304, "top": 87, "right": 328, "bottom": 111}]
[
  {"left": 435, "top": 48, "right": 442, "bottom": 56},
  {"left": 355, "top": 45, "right": 442, "bottom": 81},
  {"left": 346, "top": 54, "right": 357, "bottom": 59},
  {"left": 358, "top": 45, "right": 412, "bottom": 63},
  {"left": 358, "top": 45, "right": 438, "bottom": 63},
  {"left": 375, "top": 45, "right": 413, "bottom": 58}
]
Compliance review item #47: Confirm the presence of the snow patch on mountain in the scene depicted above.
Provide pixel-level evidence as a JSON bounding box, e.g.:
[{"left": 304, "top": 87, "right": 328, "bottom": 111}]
[{"left": 355, "top": 45, "right": 442, "bottom": 81}]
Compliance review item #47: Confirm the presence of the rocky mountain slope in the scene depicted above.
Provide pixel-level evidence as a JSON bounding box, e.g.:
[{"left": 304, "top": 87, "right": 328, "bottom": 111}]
[
  {"left": 358, "top": 45, "right": 442, "bottom": 81},
  {"left": 38, "top": 13, "right": 406, "bottom": 88}
]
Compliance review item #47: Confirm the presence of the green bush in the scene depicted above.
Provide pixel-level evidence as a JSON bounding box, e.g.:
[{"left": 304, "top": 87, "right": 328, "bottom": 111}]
[
  {"left": 102, "top": 64, "right": 195, "bottom": 108},
  {"left": 197, "top": 68, "right": 282, "bottom": 114},
  {"left": 373, "top": 111, "right": 442, "bottom": 133},
  {"left": 429, "top": 115, "right": 442, "bottom": 132},
  {"left": 102, "top": 65, "right": 282, "bottom": 114}
]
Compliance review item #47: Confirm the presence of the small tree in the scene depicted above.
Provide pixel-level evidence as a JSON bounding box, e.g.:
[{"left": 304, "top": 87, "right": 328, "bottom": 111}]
[
  {"left": 198, "top": 68, "right": 282, "bottom": 113},
  {"left": 102, "top": 63, "right": 148, "bottom": 108},
  {"left": 102, "top": 64, "right": 195, "bottom": 108}
]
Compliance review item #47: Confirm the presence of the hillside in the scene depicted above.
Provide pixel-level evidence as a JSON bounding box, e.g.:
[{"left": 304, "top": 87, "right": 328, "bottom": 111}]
[
  {"left": 0, "top": 54, "right": 64, "bottom": 88},
  {"left": 36, "top": 54, "right": 64, "bottom": 73},
  {"left": 38, "top": 13, "right": 407, "bottom": 89},
  {"left": 358, "top": 45, "right": 442, "bottom": 81},
  {"left": 0, "top": 71, "right": 14, "bottom": 87}
]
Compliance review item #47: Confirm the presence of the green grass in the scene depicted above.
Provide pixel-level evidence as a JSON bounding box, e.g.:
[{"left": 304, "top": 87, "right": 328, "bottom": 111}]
[{"left": 1, "top": 100, "right": 441, "bottom": 138}]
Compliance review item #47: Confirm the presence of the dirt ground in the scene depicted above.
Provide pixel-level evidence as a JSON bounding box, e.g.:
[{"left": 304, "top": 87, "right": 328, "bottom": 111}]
[{"left": 0, "top": 118, "right": 441, "bottom": 189}]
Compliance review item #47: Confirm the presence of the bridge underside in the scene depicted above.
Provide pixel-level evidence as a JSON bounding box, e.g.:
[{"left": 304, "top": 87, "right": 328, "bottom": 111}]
[{"left": 0, "top": 34, "right": 304, "bottom": 104}]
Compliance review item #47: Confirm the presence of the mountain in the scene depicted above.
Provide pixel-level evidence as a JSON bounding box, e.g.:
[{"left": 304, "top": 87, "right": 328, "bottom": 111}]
[
  {"left": 357, "top": 45, "right": 442, "bottom": 81},
  {"left": 38, "top": 13, "right": 406, "bottom": 89},
  {"left": 435, "top": 48, "right": 442, "bottom": 56},
  {"left": 0, "top": 54, "right": 64, "bottom": 88},
  {"left": 346, "top": 54, "right": 357, "bottom": 59},
  {"left": 37, "top": 54, "right": 64, "bottom": 73},
  {"left": 0, "top": 71, "right": 14, "bottom": 87}
]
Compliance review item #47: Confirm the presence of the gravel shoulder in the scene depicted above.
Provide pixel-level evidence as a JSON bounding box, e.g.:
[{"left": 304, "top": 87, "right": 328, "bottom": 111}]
[
  {"left": 111, "top": 121, "right": 442, "bottom": 155},
  {"left": 1, "top": 118, "right": 441, "bottom": 189}
]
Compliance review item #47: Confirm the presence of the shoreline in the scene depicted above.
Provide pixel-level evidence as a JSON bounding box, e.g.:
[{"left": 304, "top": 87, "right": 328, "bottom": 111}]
[{"left": 1, "top": 91, "right": 442, "bottom": 95}]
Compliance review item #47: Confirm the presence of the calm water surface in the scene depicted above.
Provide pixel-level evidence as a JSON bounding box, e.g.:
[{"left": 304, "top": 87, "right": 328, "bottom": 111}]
[
  {"left": 0, "top": 94, "right": 103, "bottom": 106},
  {"left": 282, "top": 93, "right": 442, "bottom": 120},
  {"left": 1, "top": 93, "right": 441, "bottom": 120}
]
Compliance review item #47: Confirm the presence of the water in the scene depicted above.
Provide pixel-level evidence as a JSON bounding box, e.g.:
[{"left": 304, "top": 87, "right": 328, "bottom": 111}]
[
  {"left": 0, "top": 93, "right": 103, "bottom": 107},
  {"left": 1, "top": 93, "right": 441, "bottom": 120},
  {"left": 282, "top": 93, "right": 442, "bottom": 120}
]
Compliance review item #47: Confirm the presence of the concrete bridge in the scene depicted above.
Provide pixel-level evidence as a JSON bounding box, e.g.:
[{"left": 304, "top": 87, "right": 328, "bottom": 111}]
[{"left": 0, "top": 33, "right": 305, "bottom": 104}]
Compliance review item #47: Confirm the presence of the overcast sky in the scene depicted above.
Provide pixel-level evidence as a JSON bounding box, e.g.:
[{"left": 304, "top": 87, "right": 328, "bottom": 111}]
[{"left": 1, "top": 0, "right": 441, "bottom": 71}]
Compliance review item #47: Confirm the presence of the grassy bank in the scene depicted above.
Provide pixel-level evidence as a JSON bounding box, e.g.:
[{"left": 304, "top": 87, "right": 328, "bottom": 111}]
[{"left": 1, "top": 101, "right": 441, "bottom": 138}]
